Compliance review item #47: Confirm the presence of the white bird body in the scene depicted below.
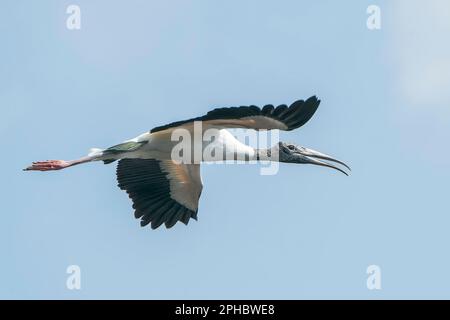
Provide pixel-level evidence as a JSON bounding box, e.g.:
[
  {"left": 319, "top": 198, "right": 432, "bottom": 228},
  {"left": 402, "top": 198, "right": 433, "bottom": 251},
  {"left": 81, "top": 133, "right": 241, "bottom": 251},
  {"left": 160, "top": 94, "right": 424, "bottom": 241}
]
[{"left": 107, "top": 128, "right": 257, "bottom": 163}]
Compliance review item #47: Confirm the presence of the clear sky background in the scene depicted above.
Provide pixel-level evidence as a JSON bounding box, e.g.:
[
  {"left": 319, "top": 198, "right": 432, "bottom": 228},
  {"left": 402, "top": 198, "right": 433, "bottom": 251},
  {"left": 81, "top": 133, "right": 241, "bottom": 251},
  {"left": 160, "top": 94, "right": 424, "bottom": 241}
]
[{"left": 1, "top": 0, "right": 450, "bottom": 299}]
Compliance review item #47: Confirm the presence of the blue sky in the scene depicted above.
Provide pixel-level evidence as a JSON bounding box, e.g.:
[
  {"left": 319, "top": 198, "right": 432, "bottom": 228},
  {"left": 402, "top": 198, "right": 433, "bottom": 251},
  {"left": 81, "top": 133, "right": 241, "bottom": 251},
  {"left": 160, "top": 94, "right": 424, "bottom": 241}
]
[{"left": 1, "top": 0, "right": 450, "bottom": 299}]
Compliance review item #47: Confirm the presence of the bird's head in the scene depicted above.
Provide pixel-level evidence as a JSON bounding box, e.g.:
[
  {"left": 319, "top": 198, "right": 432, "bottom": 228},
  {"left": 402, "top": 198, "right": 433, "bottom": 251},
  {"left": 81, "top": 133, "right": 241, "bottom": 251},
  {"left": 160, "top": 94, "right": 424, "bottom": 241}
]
[{"left": 274, "top": 141, "right": 350, "bottom": 175}]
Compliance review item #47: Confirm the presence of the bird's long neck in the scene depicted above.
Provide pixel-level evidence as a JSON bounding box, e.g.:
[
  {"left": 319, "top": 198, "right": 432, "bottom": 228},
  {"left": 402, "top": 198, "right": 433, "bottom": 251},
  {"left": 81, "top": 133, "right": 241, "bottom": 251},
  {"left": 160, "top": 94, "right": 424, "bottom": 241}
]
[{"left": 255, "top": 148, "right": 276, "bottom": 161}]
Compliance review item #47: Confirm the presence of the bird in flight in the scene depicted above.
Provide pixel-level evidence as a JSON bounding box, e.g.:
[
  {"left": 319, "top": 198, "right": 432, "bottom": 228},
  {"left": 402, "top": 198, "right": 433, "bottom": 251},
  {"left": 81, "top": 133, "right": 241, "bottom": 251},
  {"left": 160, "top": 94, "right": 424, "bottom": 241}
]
[{"left": 24, "top": 96, "right": 350, "bottom": 229}]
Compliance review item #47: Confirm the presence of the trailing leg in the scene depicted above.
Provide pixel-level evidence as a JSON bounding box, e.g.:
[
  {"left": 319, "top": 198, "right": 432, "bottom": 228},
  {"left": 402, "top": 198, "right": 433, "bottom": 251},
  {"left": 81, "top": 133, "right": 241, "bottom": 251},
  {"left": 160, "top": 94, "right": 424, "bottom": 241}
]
[
  {"left": 24, "top": 140, "right": 148, "bottom": 171},
  {"left": 23, "top": 156, "right": 96, "bottom": 171}
]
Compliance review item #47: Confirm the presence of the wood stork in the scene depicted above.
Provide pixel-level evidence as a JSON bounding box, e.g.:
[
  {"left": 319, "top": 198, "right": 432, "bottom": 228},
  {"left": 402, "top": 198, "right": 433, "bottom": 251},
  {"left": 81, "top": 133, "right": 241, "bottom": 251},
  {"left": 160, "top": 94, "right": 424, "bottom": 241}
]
[{"left": 24, "top": 96, "right": 350, "bottom": 229}]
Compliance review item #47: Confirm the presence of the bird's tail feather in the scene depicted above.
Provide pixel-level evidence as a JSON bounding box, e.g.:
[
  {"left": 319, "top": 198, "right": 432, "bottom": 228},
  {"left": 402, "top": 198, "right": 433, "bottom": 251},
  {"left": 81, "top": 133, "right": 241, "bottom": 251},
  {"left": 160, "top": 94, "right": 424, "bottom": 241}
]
[
  {"left": 88, "top": 148, "right": 104, "bottom": 157},
  {"left": 88, "top": 147, "right": 115, "bottom": 165},
  {"left": 99, "top": 141, "right": 148, "bottom": 165}
]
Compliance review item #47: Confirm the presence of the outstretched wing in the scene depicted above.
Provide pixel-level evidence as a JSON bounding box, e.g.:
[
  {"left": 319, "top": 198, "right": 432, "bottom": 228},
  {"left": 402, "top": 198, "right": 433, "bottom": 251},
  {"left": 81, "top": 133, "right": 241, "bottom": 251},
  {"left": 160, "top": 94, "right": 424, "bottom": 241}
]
[
  {"left": 117, "top": 159, "right": 203, "bottom": 229},
  {"left": 150, "top": 96, "right": 320, "bottom": 133}
]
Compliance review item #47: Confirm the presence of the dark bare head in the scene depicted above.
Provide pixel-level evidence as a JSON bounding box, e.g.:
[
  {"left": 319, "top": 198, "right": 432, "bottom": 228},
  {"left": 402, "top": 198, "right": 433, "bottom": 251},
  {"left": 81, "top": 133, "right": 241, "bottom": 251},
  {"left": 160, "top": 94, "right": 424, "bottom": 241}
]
[{"left": 272, "top": 141, "right": 350, "bottom": 175}]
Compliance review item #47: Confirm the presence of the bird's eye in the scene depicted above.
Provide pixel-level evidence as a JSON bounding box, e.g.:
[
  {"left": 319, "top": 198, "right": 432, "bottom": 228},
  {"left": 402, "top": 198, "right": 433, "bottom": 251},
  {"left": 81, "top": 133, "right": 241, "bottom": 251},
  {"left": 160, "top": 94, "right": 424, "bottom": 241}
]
[{"left": 288, "top": 145, "right": 295, "bottom": 150}]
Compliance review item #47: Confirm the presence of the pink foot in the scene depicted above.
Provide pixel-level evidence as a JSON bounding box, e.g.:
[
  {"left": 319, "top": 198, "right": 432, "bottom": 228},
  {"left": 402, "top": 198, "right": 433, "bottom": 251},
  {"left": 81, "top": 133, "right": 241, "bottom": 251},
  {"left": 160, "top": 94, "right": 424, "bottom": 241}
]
[{"left": 24, "top": 160, "right": 72, "bottom": 171}]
